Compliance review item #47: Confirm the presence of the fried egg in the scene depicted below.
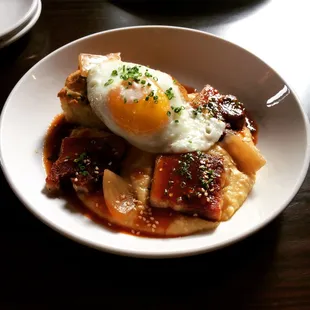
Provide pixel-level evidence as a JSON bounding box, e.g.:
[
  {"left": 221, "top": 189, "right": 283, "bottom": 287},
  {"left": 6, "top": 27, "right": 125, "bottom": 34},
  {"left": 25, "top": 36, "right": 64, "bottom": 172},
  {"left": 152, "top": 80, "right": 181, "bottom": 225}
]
[{"left": 86, "top": 57, "right": 225, "bottom": 153}]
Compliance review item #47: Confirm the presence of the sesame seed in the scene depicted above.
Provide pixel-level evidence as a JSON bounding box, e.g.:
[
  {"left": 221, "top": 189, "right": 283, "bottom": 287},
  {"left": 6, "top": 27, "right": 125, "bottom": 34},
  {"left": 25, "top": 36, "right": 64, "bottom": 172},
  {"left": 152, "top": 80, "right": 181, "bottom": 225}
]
[
  {"left": 121, "top": 195, "right": 125, "bottom": 199},
  {"left": 64, "top": 159, "right": 69, "bottom": 162},
  {"left": 74, "top": 178, "right": 78, "bottom": 182},
  {"left": 147, "top": 223, "right": 151, "bottom": 227},
  {"left": 140, "top": 210, "right": 144, "bottom": 215},
  {"left": 116, "top": 200, "right": 120, "bottom": 203},
  {"left": 210, "top": 188, "right": 214, "bottom": 192},
  {"left": 201, "top": 188, "right": 205, "bottom": 192},
  {"left": 108, "top": 161, "right": 112, "bottom": 166},
  {"left": 95, "top": 166, "right": 99, "bottom": 170},
  {"left": 169, "top": 193, "right": 173, "bottom": 197},
  {"left": 95, "top": 203, "right": 99, "bottom": 207},
  {"left": 204, "top": 192, "right": 208, "bottom": 197},
  {"left": 159, "top": 168, "right": 163, "bottom": 171},
  {"left": 94, "top": 171, "right": 99, "bottom": 174},
  {"left": 108, "top": 222, "right": 112, "bottom": 226},
  {"left": 197, "top": 193, "right": 202, "bottom": 198},
  {"left": 207, "top": 197, "right": 210, "bottom": 202},
  {"left": 136, "top": 231, "right": 140, "bottom": 235},
  {"left": 143, "top": 217, "right": 146, "bottom": 221},
  {"left": 152, "top": 228, "right": 155, "bottom": 232},
  {"left": 131, "top": 230, "right": 135, "bottom": 234},
  {"left": 146, "top": 220, "right": 150, "bottom": 223},
  {"left": 138, "top": 216, "right": 142, "bottom": 219},
  {"left": 193, "top": 213, "right": 198, "bottom": 217},
  {"left": 75, "top": 172, "right": 79, "bottom": 175},
  {"left": 155, "top": 221, "right": 159, "bottom": 225},
  {"left": 150, "top": 217, "right": 154, "bottom": 220},
  {"left": 152, "top": 224, "right": 156, "bottom": 228},
  {"left": 136, "top": 224, "right": 139, "bottom": 227}
]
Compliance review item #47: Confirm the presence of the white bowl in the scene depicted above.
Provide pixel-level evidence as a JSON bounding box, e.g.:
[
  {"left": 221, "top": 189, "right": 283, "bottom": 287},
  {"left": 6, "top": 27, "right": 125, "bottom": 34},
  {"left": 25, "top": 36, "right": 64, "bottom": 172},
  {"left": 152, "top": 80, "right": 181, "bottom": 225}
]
[{"left": 1, "top": 26, "right": 309, "bottom": 258}]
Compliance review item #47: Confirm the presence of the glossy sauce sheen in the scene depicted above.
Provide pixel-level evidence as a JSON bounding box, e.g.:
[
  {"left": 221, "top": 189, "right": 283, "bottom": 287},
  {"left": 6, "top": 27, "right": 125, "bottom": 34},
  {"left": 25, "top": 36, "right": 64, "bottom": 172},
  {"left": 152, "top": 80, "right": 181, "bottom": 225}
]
[
  {"left": 43, "top": 83, "right": 259, "bottom": 237},
  {"left": 44, "top": 114, "right": 76, "bottom": 173},
  {"left": 150, "top": 152, "right": 224, "bottom": 220},
  {"left": 43, "top": 115, "right": 181, "bottom": 238}
]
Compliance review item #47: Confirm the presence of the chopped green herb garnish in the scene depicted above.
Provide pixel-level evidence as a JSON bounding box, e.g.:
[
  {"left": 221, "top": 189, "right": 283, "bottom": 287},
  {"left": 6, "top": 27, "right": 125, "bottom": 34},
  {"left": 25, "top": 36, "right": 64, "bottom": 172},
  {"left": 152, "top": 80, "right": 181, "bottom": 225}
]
[
  {"left": 134, "top": 99, "right": 138, "bottom": 103},
  {"left": 124, "top": 97, "right": 127, "bottom": 103},
  {"left": 120, "top": 65, "right": 141, "bottom": 82},
  {"left": 145, "top": 96, "right": 149, "bottom": 101},
  {"left": 167, "top": 111, "right": 171, "bottom": 116},
  {"left": 74, "top": 152, "right": 87, "bottom": 163},
  {"left": 145, "top": 71, "right": 152, "bottom": 78},
  {"left": 192, "top": 106, "right": 203, "bottom": 117},
  {"left": 175, "top": 120, "right": 179, "bottom": 123},
  {"left": 81, "top": 171, "right": 89, "bottom": 176},
  {"left": 111, "top": 70, "right": 118, "bottom": 76},
  {"left": 147, "top": 83, "right": 152, "bottom": 87},
  {"left": 173, "top": 106, "right": 185, "bottom": 114},
  {"left": 153, "top": 76, "right": 158, "bottom": 81},
  {"left": 104, "top": 79, "right": 114, "bottom": 86},
  {"left": 141, "top": 80, "right": 146, "bottom": 85},
  {"left": 154, "top": 95, "right": 158, "bottom": 102},
  {"left": 165, "top": 87, "right": 175, "bottom": 100}
]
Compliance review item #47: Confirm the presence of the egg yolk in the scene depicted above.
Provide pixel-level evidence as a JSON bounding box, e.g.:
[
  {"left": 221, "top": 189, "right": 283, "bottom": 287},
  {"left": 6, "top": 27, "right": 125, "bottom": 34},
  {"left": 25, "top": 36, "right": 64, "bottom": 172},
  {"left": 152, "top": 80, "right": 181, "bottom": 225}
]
[{"left": 108, "top": 81, "right": 170, "bottom": 134}]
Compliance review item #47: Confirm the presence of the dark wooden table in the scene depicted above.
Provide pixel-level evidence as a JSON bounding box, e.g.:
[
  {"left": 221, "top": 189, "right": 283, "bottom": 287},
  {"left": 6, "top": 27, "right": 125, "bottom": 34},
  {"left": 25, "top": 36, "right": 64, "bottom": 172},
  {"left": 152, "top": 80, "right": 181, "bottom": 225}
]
[{"left": 1, "top": 0, "right": 309, "bottom": 309}]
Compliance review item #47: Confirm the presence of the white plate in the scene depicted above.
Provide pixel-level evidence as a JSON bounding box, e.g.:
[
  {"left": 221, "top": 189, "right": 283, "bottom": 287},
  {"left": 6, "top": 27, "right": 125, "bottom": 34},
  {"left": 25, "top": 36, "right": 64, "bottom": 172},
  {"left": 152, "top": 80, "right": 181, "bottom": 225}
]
[
  {"left": 0, "top": 0, "right": 37, "bottom": 39},
  {"left": 1, "top": 26, "right": 309, "bottom": 258},
  {"left": 0, "top": 0, "right": 41, "bottom": 49}
]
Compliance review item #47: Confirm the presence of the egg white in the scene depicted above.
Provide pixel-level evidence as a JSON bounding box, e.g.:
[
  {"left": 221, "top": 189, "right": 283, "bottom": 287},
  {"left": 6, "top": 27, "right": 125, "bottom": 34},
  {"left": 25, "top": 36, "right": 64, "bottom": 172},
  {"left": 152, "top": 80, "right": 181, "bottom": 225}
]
[{"left": 87, "top": 59, "right": 225, "bottom": 153}]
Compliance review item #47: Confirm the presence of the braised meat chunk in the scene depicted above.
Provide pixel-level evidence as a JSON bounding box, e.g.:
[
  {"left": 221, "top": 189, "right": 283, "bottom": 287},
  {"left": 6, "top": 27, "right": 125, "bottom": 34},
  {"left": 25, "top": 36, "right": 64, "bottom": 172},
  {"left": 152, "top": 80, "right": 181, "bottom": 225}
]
[
  {"left": 45, "top": 129, "right": 127, "bottom": 194},
  {"left": 150, "top": 151, "right": 226, "bottom": 221},
  {"left": 192, "top": 84, "right": 246, "bottom": 131}
]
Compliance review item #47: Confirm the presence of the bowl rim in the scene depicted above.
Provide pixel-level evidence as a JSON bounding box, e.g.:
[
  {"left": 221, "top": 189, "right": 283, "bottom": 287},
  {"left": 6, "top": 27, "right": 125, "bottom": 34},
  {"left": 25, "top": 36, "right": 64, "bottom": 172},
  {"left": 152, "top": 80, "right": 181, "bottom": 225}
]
[{"left": 1, "top": 25, "right": 310, "bottom": 258}]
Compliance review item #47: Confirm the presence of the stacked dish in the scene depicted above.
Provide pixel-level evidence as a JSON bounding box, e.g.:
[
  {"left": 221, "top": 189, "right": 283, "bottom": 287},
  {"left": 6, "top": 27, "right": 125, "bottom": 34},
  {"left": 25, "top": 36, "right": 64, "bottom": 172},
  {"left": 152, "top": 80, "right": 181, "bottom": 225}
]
[{"left": 0, "top": 0, "right": 42, "bottom": 49}]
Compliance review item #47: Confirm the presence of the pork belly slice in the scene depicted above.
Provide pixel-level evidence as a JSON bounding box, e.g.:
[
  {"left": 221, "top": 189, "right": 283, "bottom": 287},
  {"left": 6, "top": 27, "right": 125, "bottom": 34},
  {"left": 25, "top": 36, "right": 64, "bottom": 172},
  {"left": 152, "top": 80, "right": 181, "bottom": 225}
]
[
  {"left": 45, "top": 130, "right": 126, "bottom": 193},
  {"left": 150, "top": 151, "right": 226, "bottom": 221}
]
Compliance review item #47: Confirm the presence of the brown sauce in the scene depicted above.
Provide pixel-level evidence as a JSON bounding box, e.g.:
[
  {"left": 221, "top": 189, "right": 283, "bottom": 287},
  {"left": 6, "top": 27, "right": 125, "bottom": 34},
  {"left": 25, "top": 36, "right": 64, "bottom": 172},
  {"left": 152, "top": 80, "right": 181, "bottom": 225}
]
[
  {"left": 43, "top": 89, "right": 259, "bottom": 237},
  {"left": 182, "top": 84, "right": 197, "bottom": 94},
  {"left": 43, "top": 115, "right": 179, "bottom": 238},
  {"left": 43, "top": 114, "right": 76, "bottom": 173}
]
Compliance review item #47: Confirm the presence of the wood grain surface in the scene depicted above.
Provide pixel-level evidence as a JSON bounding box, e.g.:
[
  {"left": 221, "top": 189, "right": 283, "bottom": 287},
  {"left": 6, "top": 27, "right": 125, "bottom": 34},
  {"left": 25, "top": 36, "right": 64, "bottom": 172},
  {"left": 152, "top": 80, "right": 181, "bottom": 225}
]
[{"left": 0, "top": 0, "right": 309, "bottom": 309}]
